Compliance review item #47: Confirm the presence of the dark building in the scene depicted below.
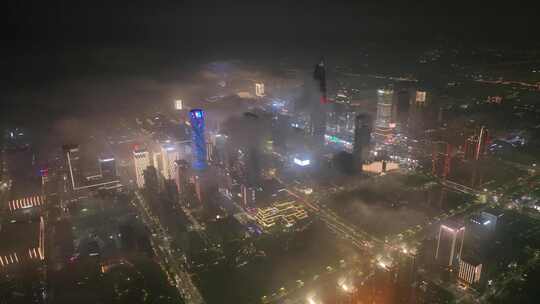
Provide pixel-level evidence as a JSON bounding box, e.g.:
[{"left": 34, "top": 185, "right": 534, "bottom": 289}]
[
  {"left": 393, "top": 84, "right": 415, "bottom": 130},
  {"left": 464, "top": 136, "right": 479, "bottom": 160},
  {"left": 143, "top": 166, "right": 160, "bottom": 213},
  {"left": 175, "top": 159, "right": 190, "bottom": 197},
  {"left": 217, "top": 166, "right": 233, "bottom": 197},
  {"left": 353, "top": 114, "right": 371, "bottom": 173},
  {"left": 245, "top": 146, "right": 261, "bottom": 187},
  {"left": 98, "top": 156, "right": 116, "bottom": 179},
  {"left": 193, "top": 170, "right": 218, "bottom": 205},
  {"left": 271, "top": 114, "right": 290, "bottom": 153},
  {"left": 213, "top": 134, "right": 229, "bottom": 167},
  {"left": 432, "top": 141, "right": 452, "bottom": 178},
  {"left": 310, "top": 58, "right": 329, "bottom": 148}
]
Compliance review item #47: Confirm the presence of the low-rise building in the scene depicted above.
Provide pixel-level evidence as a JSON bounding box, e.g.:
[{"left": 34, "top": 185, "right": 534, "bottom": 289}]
[{"left": 255, "top": 200, "right": 308, "bottom": 229}]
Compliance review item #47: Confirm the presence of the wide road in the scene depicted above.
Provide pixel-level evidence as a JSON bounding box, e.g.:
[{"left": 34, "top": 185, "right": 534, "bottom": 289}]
[{"left": 132, "top": 191, "right": 205, "bottom": 304}]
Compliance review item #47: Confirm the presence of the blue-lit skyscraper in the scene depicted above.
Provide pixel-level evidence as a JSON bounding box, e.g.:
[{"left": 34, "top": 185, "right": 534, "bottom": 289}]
[{"left": 190, "top": 109, "right": 207, "bottom": 170}]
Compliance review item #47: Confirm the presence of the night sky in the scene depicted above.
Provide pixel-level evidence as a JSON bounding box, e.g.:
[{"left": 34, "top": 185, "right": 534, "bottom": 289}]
[{"left": 2, "top": 1, "right": 539, "bottom": 124}]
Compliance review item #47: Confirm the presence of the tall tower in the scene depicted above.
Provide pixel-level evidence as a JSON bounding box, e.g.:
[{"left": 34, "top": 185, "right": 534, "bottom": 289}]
[
  {"left": 353, "top": 114, "right": 371, "bottom": 173},
  {"left": 190, "top": 109, "right": 207, "bottom": 171},
  {"left": 311, "top": 58, "right": 328, "bottom": 147},
  {"left": 133, "top": 148, "right": 150, "bottom": 188}
]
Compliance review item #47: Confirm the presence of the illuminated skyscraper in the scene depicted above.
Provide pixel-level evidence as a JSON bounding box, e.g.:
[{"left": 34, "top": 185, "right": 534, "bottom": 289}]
[
  {"left": 189, "top": 109, "right": 207, "bottom": 171},
  {"left": 62, "top": 144, "right": 81, "bottom": 190},
  {"left": 464, "top": 126, "right": 489, "bottom": 161},
  {"left": 476, "top": 126, "right": 488, "bottom": 161},
  {"left": 374, "top": 88, "right": 395, "bottom": 139},
  {"left": 376, "top": 89, "right": 393, "bottom": 128},
  {"left": 436, "top": 222, "right": 465, "bottom": 267},
  {"left": 133, "top": 148, "right": 150, "bottom": 188}
]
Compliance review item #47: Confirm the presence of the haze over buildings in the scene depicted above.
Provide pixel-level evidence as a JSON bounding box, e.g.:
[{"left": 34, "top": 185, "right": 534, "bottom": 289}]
[{"left": 1, "top": 2, "right": 540, "bottom": 304}]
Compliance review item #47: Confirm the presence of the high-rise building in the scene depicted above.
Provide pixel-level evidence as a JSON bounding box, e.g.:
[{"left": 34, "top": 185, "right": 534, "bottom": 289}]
[
  {"left": 175, "top": 159, "right": 190, "bottom": 196},
  {"left": 432, "top": 142, "right": 452, "bottom": 178},
  {"left": 241, "top": 184, "right": 257, "bottom": 208},
  {"left": 464, "top": 136, "right": 479, "bottom": 160},
  {"left": 464, "top": 126, "right": 489, "bottom": 161},
  {"left": 353, "top": 114, "right": 371, "bottom": 172},
  {"left": 217, "top": 166, "right": 233, "bottom": 198},
  {"left": 435, "top": 222, "right": 465, "bottom": 267},
  {"left": 313, "top": 58, "right": 328, "bottom": 104},
  {"left": 271, "top": 114, "right": 289, "bottom": 154},
  {"left": 374, "top": 89, "right": 395, "bottom": 139},
  {"left": 310, "top": 58, "right": 329, "bottom": 147},
  {"left": 476, "top": 126, "right": 488, "bottom": 161},
  {"left": 213, "top": 134, "right": 229, "bottom": 166},
  {"left": 467, "top": 209, "right": 504, "bottom": 250},
  {"left": 133, "top": 148, "right": 150, "bottom": 188},
  {"left": 175, "top": 138, "right": 192, "bottom": 160},
  {"left": 159, "top": 143, "right": 180, "bottom": 180},
  {"left": 143, "top": 166, "right": 160, "bottom": 212},
  {"left": 245, "top": 146, "right": 261, "bottom": 187},
  {"left": 407, "top": 98, "right": 427, "bottom": 137},
  {"left": 393, "top": 85, "right": 416, "bottom": 130},
  {"left": 206, "top": 141, "right": 214, "bottom": 163},
  {"left": 193, "top": 171, "right": 217, "bottom": 204},
  {"left": 190, "top": 109, "right": 207, "bottom": 171},
  {"left": 99, "top": 156, "right": 116, "bottom": 179},
  {"left": 63, "top": 144, "right": 82, "bottom": 190},
  {"left": 310, "top": 105, "right": 327, "bottom": 147}
]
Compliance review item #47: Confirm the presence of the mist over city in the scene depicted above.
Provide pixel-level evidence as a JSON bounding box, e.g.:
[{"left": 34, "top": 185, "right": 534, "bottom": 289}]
[{"left": 2, "top": 2, "right": 540, "bottom": 304}]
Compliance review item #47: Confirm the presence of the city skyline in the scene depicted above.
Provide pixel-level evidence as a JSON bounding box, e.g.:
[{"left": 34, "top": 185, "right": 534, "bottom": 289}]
[{"left": 1, "top": 2, "right": 540, "bottom": 304}]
